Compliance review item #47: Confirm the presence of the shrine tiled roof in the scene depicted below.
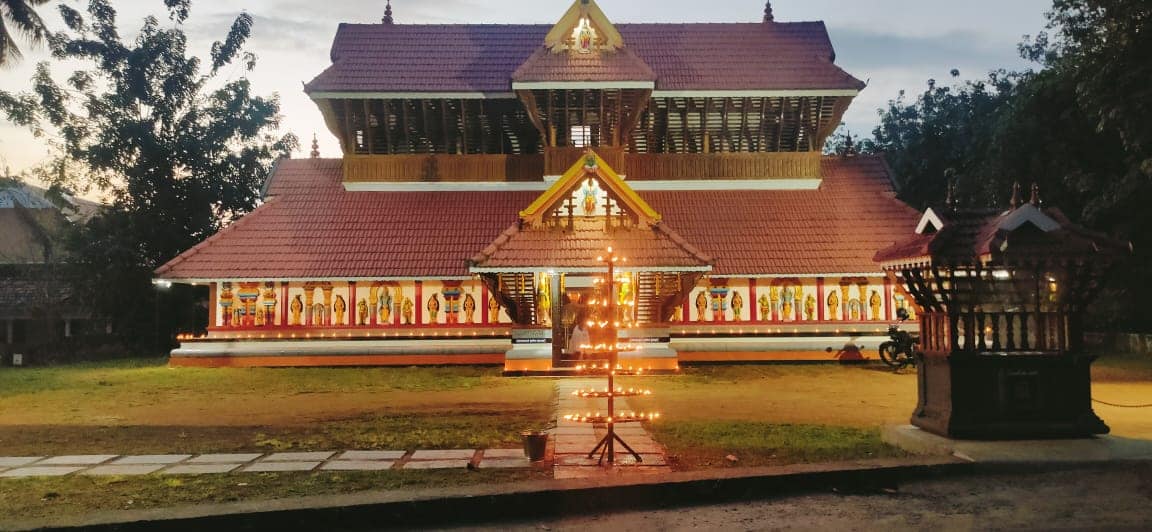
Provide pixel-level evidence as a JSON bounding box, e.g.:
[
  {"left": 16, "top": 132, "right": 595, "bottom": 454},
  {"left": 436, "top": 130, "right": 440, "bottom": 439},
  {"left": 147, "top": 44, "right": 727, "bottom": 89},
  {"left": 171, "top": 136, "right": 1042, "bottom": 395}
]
[
  {"left": 873, "top": 204, "right": 1131, "bottom": 267},
  {"left": 468, "top": 222, "right": 711, "bottom": 271},
  {"left": 512, "top": 47, "right": 656, "bottom": 84},
  {"left": 155, "top": 155, "right": 920, "bottom": 281},
  {"left": 304, "top": 22, "right": 864, "bottom": 94}
]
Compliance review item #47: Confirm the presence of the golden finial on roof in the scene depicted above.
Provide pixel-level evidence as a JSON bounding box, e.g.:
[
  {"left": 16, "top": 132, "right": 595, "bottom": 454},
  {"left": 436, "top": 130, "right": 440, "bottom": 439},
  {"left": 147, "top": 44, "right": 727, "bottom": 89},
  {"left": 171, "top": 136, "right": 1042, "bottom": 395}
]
[
  {"left": 763, "top": 1, "right": 775, "bottom": 22},
  {"left": 383, "top": 0, "right": 394, "bottom": 24},
  {"left": 1030, "top": 182, "right": 1041, "bottom": 206},
  {"left": 1009, "top": 182, "right": 1022, "bottom": 209},
  {"left": 310, "top": 134, "right": 320, "bottom": 159}
]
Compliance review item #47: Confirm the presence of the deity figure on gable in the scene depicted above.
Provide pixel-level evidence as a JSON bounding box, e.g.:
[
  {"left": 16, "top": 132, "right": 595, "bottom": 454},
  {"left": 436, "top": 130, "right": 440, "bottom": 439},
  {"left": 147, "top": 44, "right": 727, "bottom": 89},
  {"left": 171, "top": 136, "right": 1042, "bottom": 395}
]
[
  {"left": 357, "top": 298, "right": 369, "bottom": 326},
  {"left": 427, "top": 293, "right": 441, "bottom": 323},
  {"left": 757, "top": 294, "right": 770, "bottom": 321},
  {"left": 694, "top": 291, "right": 708, "bottom": 321},
  {"left": 804, "top": 294, "right": 816, "bottom": 321},
  {"left": 582, "top": 180, "right": 597, "bottom": 215},
  {"left": 463, "top": 293, "right": 476, "bottom": 324},
  {"left": 488, "top": 297, "right": 501, "bottom": 323},
  {"left": 577, "top": 19, "right": 594, "bottom": 53},
  {"left": 827, "top": 290, "right": 840, "bottom": 320},
  {"left": 869, "top": 291, "right": 882, "bottom": 321},
  {"left": 402, "top": 297, "right": 414, "bottom": 325},
  {"left": 290, "top": 295, "right": 303, "bottom": 326},
  {"left": 731, "top": 291, "right": 744, "bottom": 321}
]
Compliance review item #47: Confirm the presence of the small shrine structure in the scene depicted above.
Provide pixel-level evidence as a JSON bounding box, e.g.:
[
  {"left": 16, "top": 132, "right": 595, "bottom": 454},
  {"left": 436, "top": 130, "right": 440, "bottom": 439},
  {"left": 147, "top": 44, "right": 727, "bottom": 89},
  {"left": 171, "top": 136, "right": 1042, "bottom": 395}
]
[
  {"left": 154, "top": 1, "right": 923, "bottom": 370},
  {"left": 874, "top": 184, "right": 1130, "bottom": 438}
]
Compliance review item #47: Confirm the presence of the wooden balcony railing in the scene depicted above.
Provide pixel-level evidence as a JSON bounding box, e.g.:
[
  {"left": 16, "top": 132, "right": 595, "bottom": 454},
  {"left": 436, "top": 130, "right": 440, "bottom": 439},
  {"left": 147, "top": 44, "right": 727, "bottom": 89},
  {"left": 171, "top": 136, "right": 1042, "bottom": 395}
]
[
  {"left": 343, "top": 154, "right": 543, "bottom": 183},
  {"left": 624, "top": 152, "right": 822, "bottom": 180}
]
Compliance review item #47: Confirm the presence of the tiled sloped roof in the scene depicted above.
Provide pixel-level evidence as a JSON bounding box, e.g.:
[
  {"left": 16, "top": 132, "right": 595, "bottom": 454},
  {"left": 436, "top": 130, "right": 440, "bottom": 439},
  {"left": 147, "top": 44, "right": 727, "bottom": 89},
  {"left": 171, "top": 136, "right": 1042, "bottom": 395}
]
[
  {"left": 873, "top": 206, "right": 1131, "bottom": 266},
  {"left": 469, "top": 221, "right": 711, "bottom": 271},
  {"left": 304, "top": 22, "right": 863, "bottom": 93},
  {"left": 512, "top": 47, "right": 656, "bottom": 83},
  {"left": 155, "top": 155, "right": 918, "bottom": 281},
  {"left": 155, "top": 159, "right": 537, "bottom": 280},
  {"left": 644, "top": 155, "right": 922, "bottom": 275}
]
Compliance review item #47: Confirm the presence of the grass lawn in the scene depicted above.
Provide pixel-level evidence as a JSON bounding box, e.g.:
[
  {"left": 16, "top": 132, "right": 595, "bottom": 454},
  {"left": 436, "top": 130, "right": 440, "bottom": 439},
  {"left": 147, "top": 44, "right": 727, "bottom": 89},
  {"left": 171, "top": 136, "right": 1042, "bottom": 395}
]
[
  {"left": 0, "top": 360, "right": 553, "bottom": 454},
  {"left": 619, "top": 365, "right": 916, "bottom": 470}
]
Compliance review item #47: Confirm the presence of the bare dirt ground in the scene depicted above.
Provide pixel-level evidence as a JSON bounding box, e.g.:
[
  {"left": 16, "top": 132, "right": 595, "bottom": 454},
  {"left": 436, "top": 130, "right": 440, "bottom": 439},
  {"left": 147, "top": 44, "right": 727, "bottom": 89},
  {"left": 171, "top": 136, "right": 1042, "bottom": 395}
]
[{"left": 465, "top": 463, "right": 1152, "bottom": 531}]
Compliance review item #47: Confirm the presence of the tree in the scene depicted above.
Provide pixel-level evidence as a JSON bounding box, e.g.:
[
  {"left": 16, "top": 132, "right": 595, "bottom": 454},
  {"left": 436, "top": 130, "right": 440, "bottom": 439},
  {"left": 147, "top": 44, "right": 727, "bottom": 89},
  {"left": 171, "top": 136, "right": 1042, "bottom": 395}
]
[
  {"left": 0, "top": 0, "right": 50, "bottom": 66},
  {"left": 860, "top": 0, "right": 1151, "bottom": 331},
  {"left": 0, "top": 0, "right": 296, "bottom": 352}
]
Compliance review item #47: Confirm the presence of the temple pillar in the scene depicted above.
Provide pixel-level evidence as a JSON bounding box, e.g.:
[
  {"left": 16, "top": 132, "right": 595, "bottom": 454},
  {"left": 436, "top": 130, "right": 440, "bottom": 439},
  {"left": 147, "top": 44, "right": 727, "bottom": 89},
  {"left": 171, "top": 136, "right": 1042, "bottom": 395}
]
[
  {"left": 209, "top": 283, "right": 218, "bottom": 328},
  {"left": 550, "top": 273, "right": 563, "bottom": 368},
  {"left": 415, "top": 281, "right": 424, "bottom": 325},
  {"left": 816, "top": 277, "right": 826, "bottom": 321}
]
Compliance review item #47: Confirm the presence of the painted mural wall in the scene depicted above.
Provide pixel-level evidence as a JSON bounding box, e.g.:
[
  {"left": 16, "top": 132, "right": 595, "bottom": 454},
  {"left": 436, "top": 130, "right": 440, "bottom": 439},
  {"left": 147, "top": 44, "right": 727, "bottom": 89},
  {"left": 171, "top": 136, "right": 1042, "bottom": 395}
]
[
  {"left": 675, "top": 277, "right": 914, "bottom": 323},
  {"left": 212, "top": 279, "right": 512, "bottom": 329}
]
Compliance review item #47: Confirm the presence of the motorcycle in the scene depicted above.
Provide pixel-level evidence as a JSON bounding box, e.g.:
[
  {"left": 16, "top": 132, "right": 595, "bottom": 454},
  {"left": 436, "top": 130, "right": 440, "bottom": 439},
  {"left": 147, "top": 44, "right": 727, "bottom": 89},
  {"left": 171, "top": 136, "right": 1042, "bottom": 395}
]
[{"left": 878, "top": 307, "right": 920, "bottom": 370}]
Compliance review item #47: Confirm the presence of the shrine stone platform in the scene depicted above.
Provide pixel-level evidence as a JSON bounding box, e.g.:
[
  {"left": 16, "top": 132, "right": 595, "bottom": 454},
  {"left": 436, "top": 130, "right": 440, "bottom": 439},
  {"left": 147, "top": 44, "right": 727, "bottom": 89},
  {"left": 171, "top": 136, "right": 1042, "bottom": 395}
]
[{"left": 883, "top": 425, "right": 1152, "bottom": 463}]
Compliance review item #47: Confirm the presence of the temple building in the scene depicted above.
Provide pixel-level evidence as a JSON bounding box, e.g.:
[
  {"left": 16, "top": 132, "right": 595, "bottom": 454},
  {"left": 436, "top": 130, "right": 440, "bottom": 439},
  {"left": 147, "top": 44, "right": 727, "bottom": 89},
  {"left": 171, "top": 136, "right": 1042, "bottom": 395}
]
[{"left": 155, "top": 0, "right": 922, "bottom": 370}]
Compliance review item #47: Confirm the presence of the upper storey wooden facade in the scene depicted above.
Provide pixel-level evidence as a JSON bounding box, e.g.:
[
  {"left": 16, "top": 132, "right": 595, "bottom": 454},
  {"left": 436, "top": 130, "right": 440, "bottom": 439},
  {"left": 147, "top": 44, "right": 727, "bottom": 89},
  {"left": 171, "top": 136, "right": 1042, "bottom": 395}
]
[{"left": 304, "top": 1, "right": 864, "bottom": 184}]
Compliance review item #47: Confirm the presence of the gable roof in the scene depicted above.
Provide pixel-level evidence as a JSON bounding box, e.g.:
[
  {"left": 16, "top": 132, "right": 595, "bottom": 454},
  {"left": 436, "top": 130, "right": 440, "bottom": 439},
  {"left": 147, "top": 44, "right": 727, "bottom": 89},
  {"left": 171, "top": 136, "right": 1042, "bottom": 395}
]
[
  {"left": 519, "top": 149, "right": 660, "bottom": 225},
  {"left": 512, "top": 47, "right": 656, "bottom": 85},
  {"left": 155, "top": 155, "right": 918, "bottom": 282},
  {"left": 304, "top": 22, "right": 864, "bottom": 95}
]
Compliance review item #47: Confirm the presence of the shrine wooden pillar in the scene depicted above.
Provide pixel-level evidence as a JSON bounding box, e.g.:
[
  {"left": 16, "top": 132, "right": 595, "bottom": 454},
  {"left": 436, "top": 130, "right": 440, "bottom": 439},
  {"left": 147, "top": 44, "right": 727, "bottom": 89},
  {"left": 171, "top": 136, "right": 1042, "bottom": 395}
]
[{"left": 208, "top": 283, "right": 218, "bottom": 328}]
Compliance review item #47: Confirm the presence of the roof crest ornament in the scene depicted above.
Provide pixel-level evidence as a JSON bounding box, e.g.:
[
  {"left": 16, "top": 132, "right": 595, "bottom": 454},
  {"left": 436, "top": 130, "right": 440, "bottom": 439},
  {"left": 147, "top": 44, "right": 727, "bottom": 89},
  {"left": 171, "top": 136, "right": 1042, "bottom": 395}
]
[
  {"left": 1030, "top": 182, "right": 1041, "bottom": 206},
  {"left": 382, "top": 0, "right": 394, "bottom": 25},
  {"left": 1009, "top": 182, "right": 1022, "bottom": 209},
  {"left": 763, "top": 1, "right": 775, "bottom": 22},
  {"left": 310, "top": 134, "right": 320, "bottom": 159}
]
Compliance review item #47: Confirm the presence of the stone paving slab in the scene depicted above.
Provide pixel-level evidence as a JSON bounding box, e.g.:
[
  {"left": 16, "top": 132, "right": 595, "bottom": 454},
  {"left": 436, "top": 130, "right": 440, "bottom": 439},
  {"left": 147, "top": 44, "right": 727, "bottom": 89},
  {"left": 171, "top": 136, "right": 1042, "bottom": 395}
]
[
  {"left": 320, "top": 460, "right": 396, "bottom": 471},
  {"left": 482, "top": 449, "right": 527, "bottom": 459},
  {"left": 409, "top": 449, "right": 475, "bottom": 460},
  {"left": 1, "top": 466, "right": 86, "bottom": 478},
  {"left": 186, "top": 453, "right": 262, "bottom": 464},
  {"left": 111, "top": 454, "right": 192, "bottom": 465},
  {"left": 478, "top": 458, "right": 532, "bottom": 469},
  {"left": 401, "top": 459, "right": 470, "bottom": 470},
  {"left": 82, "top": 464, "right": 167, "bottom": 476},
  {"left": 162, "top": 463, "right": 242, "bottom": 475},
  {"left": 263, "top": 452, "right": 336, "bottom": 462},
  {"left": 336, "top": 450, "right": 406, "bottom": 461},
  {"left": 37, "top": 455, "right": 118, "bottom": 466},
  {"left": 0, "top": 457, "right": 43, "bottom": 467},
  {"left": 243, "top": 461, "right": 322, "bottom": 472},
  {"left": 553, "top": 465, "right": 669, "bottom": 479}
]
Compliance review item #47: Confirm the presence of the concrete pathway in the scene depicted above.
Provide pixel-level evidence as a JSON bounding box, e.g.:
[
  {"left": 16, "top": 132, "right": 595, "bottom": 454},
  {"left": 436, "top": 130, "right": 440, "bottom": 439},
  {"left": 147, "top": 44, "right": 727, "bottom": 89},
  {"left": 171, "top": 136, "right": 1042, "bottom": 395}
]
[
  {"left": 552, "top": 379, "right": 670, "bottom": 479},
  {"left": 0, "top": 449, "right": 531, "bottom": 478}
]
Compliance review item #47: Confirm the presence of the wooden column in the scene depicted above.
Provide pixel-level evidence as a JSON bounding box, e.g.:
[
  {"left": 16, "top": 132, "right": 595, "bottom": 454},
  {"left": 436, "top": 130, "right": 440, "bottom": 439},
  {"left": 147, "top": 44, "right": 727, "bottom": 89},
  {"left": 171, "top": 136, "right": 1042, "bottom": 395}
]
[
  {"left": 415, "top": 281, "right": 424, "bottom": 325},
  {"left": 884, "top": 276, "right": 894, "bottom": 321},
  {"left": 208, "top": 283, "right": 218, "bottom": 328},
  {"left": 349, "top": 282, "right": 357, "bottom": 326},
  {"left": 749, "top": 278, "right": 758, "bottom": 322},
  {"left": 816, "top": 277, "right": 826, "bottom": 322},
  {"left": 280, "top": 282, "right": 289, "bottom": 327},
  {"left": 481, "top": 282, "right": 490, "bottom": 324}
]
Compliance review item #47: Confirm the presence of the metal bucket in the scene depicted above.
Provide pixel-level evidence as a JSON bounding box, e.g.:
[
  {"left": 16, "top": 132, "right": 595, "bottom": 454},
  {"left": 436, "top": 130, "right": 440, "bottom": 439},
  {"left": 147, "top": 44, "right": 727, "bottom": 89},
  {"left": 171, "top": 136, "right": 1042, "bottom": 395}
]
[{"left": 521, "top": 430, "right": 548, "bottom": 461}]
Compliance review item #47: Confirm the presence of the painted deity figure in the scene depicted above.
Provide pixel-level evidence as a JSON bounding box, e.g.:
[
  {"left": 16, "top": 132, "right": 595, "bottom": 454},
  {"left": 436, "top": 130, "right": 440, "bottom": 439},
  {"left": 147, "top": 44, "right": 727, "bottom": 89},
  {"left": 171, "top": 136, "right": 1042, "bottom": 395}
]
[
  {"left": 731, "top": 291, "right": 744, "bottom": 321},
  {"left": 488, "top": 297, "right": 501, "bottom": 323},
  {"left": 827, "top": 290, "right": 840, "bottom": 320},
  {"left": 804, "top": 294, "right": 816, "bottom": 321},
  {"left": 219, "top": 283, "right": 235, "bottom": 327},
  {"left": 869, "top": 291, "right": 882, "bottom": 321},
  {"left": 379, "top": 288, "right": 393, "bottom": 324},
  {"left": 357, "top": 298, "right": 369, "bottom": 325},
  {"left": 427, "top": 293, "right": 441, "bottom": 323},
  {"left": 577, "top": 19, "right": 593, "bottom": 53},
  {"left": 333, "top": 296, "right": 347, "bottom": 325},
  {"left": 463, "top": 293, "right": 476, "bottom": 324},
  {"left": 670, "top": 305, "right": 682, "bottom": 322},
  {"left": 582, "top": 180, "right": 597, "bottom": 215},
  {"left": 402, "top": 297, "right": 414, "bottom": 325},
  {"left": 290, "top": 295, "right": 303, "bottom": 325},
  {"left": 757, "top": 294, "right": 770, "bottom": 321},
  {"left": 709, "top": 288, "right": 728, "bottom": 322},
  {"left": 781, "top": 286, "right": 795, "bottom": 321},
  {"left": 538, "top": 278, "right": 551, "bottom": 326},
  {"left": 848, "top": 299, "right": 862, "bottom": 321},
  {"left": 694, "top": 291, "right": 708, "bottom": 321}
]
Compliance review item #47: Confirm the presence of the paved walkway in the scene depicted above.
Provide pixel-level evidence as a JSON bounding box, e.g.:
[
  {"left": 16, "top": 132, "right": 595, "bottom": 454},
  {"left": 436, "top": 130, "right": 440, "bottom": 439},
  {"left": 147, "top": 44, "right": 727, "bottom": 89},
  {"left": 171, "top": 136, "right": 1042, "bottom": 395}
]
[
  {"left": 552, "top": 379, "right": 670, "bottom": 479},
  {"left": 0, "top": 449, "right": 531, "bottom": 478}
]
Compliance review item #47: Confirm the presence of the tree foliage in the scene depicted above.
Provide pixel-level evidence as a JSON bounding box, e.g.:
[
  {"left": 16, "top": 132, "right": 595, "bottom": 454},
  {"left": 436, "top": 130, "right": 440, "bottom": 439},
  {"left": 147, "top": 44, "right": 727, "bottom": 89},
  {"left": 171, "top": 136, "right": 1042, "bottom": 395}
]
[
  {"left": 857, "top": 0, "right": 1151, "bottom": 331},
  {"left": 0, "top": 0, "right": 50, "bottom": 66},
  {"left": 0, "top": 0, "right": 296, "bottom": 351}
]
